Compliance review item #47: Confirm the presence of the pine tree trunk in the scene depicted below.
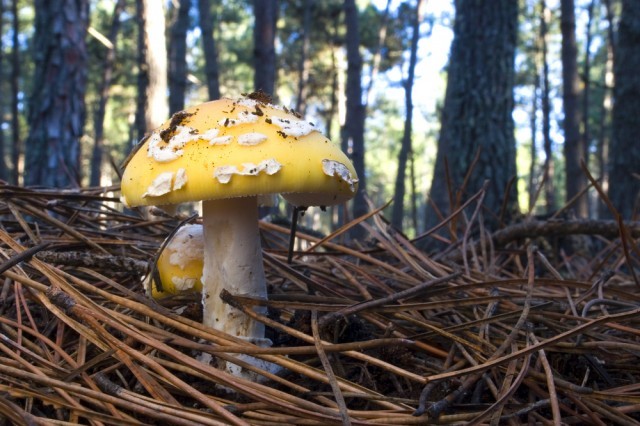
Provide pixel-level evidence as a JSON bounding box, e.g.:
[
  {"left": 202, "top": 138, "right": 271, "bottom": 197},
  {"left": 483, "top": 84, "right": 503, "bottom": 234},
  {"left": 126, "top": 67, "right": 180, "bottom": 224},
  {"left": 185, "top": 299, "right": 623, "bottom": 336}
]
[
  {"left": 0, "top": 0, "right": 6, "bottom": 183},
  {"left": 10, "top": 0, "right": 20, "bottom": 184},
  {"left": 529, "top": 52, "right": 539, "bottom": 213},
  {"left": 597, "top": 23, "right": 614, "bottom": 219},
  {"left": 608, "top": 0, "right": 640, "bottom": 219},
  {"left": 363, "top": 0, "right": 391, "bottom": 108},
  {"left": 561, "top": 0, "right": 588, "bottom": 216},
  {"left": 343, "top": 0, "right": 367, "bottom": 231},
  {"left": 90, "top": 0, "right": 125, "bottom": 187},
  {"left": 169, "top": 0, "right": 191, "bottom": 114},
  {"left": 24, "top": 0, "right": 89, "bottom": 188},
  {"left": 143, "top": 0, "right": 168, "bottom": 131},
  {"left": 253, "top": 0, "right": 278, "bottom": 97},
  {"left": 198, "top": 0, "right": 220, "bottom": 100},
  {"left": 391, "top": 0, "right": 423, "bottom": 231},
  {"left": 134, "top": 0, "right": 148, "bottom": 142},
  {"left": 540, "top": 0, "right": 556, "bottom": 214},
  {"left": 294, "top": 0, "right": 313, "bottom": 115},
  {"left": 425, "top": 0, "right": 518, "bottom": 235},
  {"left": 581, "top": 0, "right": 596, "bottom": 174}
]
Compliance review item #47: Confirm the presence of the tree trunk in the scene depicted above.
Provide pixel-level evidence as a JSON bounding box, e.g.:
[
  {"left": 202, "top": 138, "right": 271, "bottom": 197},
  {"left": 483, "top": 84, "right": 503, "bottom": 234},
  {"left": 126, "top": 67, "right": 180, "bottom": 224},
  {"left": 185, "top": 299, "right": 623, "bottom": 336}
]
[
  {"left": 169, "top": 0, "right": 191, "bottom": 114},
  {"left": 143, "top": 0, "right": 168, "bottom": 131},
  {"left": 343, "top": 0, "right": 367, "bottom": 233},
  {"left": 561, "top": 0, "right": 587, "bottom": 217},
  {"left": 10, "top": 0, "right": 20, "bottom": 184},
  {"left": 253, "top": 0, "right": 278, "bottom": 97},
  {"left": 198, "top": 0, "right": 220, "bottom": 100},
  {"left": 528, "top": 50, "right": 539, "bottom": 213},
  {"left": 134, "top": 0, "right": 148, "bottom": 142},
  {"left": 0, "top": 0, "right": 6, "bottom": 183},
  {"left": 540, "top": 0, "right": 555, "bottom": 214},
  {"left": 363, "top": 0, "right": 391, "bottom": 108},
  {"left": 608, "top": 0, "right": 640, "bottom": 219},
  {"left": 597, "top": 15, "right": 614, "bottom": 219},
  {"left": 90, "top": 0, "right": 126, "bottom": 187},
  {"left": 424, "top": 0, "right": 518, "bottom": 235},
  {"left": 24, "top": 0, "right": 89, "bottom": 188},
  {"left": 294, "top": 0, "right": 313, "bottom": 115},
  {"left": 391, "top": 0, "right": 423, "bottom": 231},
  {"left": 581, "top": 0, "right": 596, "bottom": 175}
]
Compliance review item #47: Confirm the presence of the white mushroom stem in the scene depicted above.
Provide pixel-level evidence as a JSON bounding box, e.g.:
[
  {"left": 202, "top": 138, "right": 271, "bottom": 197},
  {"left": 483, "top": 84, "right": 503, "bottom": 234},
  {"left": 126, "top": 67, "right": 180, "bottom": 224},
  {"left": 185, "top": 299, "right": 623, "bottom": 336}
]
[{"left": 202, "top": 196, "right": 268, "bottom": 346}]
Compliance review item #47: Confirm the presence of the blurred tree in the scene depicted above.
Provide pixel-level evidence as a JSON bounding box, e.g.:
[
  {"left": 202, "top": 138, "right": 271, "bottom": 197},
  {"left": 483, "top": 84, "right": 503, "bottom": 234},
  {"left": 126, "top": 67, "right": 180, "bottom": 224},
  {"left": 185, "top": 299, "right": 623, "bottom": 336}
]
[
  {"left": 608, "top": 0, "right": 640, "bottom": 218},
  {"left": 24, "top": 0, "right": 89, "bottom": 187},
  {"left": 343, "top": 0, "right": 367, "bottom": 233},
  {"left": 391, "top": 0, "right": 424, "bottom": 231},
  {"left": 169, "top": 0, "right": 191, "bottom": 114},
  {"left": 0, "top": 0, "right": 6, "bottom": 183},
  {"left": 135, "top": 0, "right": 168, "bottom": 141},
  {"left": 540, "top": 0, "right": 555, "bottom": 214},
  {"left": 425, "top": 0, "right": 518, "bottom": 236},
  {"left": 253, "top": 0, "right": 278, "bottom": 96},
  {"left": 10, "top": 0, "right": 21, "bottom": 184},
  {"left": 561, "top": 0, "right": 587, "bottom": 217},
  {"left": 90, "top": 0, "right": 126, "bottom": 187},
  {"left": 198, "top": 0, "right": 220, "bottom": 100},
  {"left": 294, "top": 0, "right": 313, "bottom": 115},
  {"left": 597, "top": 0, "right": 615, "bottom": 218}
]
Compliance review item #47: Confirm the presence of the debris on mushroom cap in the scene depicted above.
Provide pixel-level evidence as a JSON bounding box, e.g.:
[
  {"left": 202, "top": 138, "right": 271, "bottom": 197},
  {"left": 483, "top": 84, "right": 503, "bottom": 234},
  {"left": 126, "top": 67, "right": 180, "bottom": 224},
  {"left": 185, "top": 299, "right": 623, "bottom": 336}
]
[
  {"left": 173, "top": 168, "right": 188, "bottom": 190},
  {"left": 237, "top": 132, "right": 268, "bottom": 146},
  {"left": 143, "top": 172, "right": 174, "bottom": 197},
  {"left": 322, "top": 159, "right": 359, "bottom": 192},
  {"left": 218, "top": 110, "right": 259, "bottom": 127},
  {"left": 209, "top": 135, "right": 233, "bottom": 145},
  {"left": 270, "top": 116, "right": 316, "bottom": 137},
  {"left": 147, "top": 126, "right": 228, "bottom": 162},
  {"left": 214, "top": 159, "right": 282, "bottom": 184},
  {"left": 171, "top": 276, "right": 198, "bottom": 291},
  {"left": 143, "top": 168, "right": 188, "bottom": 198}
]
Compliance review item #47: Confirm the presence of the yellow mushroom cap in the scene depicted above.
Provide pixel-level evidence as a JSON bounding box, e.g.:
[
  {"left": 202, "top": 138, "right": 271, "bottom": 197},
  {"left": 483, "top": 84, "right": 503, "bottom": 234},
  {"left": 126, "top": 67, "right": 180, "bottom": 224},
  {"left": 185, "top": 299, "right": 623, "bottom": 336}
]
[
  {"left": 151, "top": 224, "right": 204, "bottom": 299},
  {"left": 121, "top": 97, "right": 358, "bottom": 208}
]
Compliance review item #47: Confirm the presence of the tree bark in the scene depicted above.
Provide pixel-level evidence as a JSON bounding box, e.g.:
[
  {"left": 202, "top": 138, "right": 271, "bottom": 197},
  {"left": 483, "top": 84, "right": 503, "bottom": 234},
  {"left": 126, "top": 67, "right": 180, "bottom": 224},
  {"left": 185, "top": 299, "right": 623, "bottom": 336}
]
[
  {"left": 197, "top": 0, "right": 220, "bottom": 100},
  {"left": 529, "top": 45, "right": 539, "bottom": 213},
  {"left": 608, "top": 0, "right": 640, "bottom": 219},
  {"left": 253, "top": 0, "right": 278, "bottom": 97},
  {"left": 0, "top": 0, "right": 6, "bottom": 183},
  {"left": 424, "top": 0, "right": 518, "bottom": 235},
  {"left": 143, "top": 0, "right": 168, "bottom": 131},
  {"left": 540, "top": 0, "right": 555, "bottom": 214},
  {"left": 391, "top": 0, "right": 423, "bottom": 231},
  {"left": 90, "top": 0, "right": 126, "bottom": 187},
  {"left": 597, "top": 15, "right": 614, "bottom": 219},
  {"left": 561, "top": 0, "right": 587, "bottom": 217},
  {"left": 134, "top": 0, "right": 147, "bottom": 142},
  {"left": 294, "top": 0, "right": 313, "bottom": 115},
  {"left": 24, "top": 0, "right": 89, "bottom": 188},
  {"left": 363, "top": 0, "right": 391, "bottom": 109},
  {"left": 581, "top": 0, "right": 596, "bottom": 171},
  {"left": 10, "top": 0, "right": 20, "bottom": 184},
  {"left": 343, "top": 0, "right": 367, "bottom": 233},
  {"left": 169, "top": 0, "right": 191, "bottom": 114}
]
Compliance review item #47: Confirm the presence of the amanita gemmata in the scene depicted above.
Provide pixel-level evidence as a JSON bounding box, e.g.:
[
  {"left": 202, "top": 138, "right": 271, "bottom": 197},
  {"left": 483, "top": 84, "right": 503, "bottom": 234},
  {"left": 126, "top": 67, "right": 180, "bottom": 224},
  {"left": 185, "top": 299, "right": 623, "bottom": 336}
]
[{"left": 121, "top": 95, "right": 358, "bottom": 379}]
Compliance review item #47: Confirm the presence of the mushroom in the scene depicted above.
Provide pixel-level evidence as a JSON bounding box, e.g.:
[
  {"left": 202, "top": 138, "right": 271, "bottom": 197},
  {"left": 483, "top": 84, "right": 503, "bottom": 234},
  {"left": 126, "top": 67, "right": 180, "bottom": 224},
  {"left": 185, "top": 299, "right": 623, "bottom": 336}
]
[
  {"left": 121, "top": 96, "right": 358, "bottom": 377},
  {"left": 147, "top": 223, "right": 204, "bottom": 299}
]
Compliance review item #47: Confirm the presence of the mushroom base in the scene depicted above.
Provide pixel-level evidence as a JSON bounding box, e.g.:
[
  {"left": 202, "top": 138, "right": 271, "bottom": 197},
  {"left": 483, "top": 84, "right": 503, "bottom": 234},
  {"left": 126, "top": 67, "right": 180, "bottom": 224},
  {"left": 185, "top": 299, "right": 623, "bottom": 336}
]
[{"left": 201, "top": 196, "right": 270, "bottom": 376}]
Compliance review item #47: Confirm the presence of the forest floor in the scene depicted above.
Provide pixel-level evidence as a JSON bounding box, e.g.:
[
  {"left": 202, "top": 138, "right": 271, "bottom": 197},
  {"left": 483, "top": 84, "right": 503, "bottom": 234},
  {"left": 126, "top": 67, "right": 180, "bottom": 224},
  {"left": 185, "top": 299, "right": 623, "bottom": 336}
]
[{"left": 0, "top": 184, "right": 639, "bottom": 425}]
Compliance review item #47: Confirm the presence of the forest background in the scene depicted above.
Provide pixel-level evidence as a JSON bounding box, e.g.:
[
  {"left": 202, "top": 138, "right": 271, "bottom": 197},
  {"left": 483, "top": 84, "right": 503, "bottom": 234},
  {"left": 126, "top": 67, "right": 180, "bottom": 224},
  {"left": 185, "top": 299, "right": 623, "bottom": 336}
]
[{"left": 0, "top": 0, "right": 637, "bottom": 241}]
